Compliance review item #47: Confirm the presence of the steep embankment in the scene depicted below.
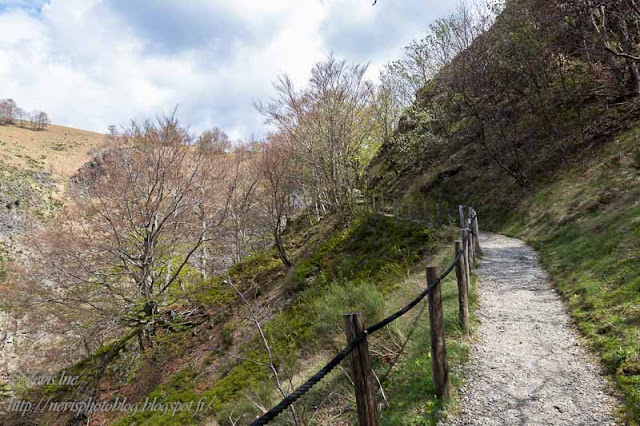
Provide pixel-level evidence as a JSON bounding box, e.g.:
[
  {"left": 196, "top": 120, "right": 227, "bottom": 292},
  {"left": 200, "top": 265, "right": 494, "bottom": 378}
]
[
  {"left": 372, "top": 89, "right": 640, "bottom": 425},
  {"left": 0, "top": 123, "right": 104, "bottom": 181},
  {"left": 0, "top": 122, "right": 105, "bottom": 253},
  {"left": 367, "top": 0, "right": 640, "bottom": 421},
  {"left": 1, "top": 212, "right": 478, "bottom": 425}
]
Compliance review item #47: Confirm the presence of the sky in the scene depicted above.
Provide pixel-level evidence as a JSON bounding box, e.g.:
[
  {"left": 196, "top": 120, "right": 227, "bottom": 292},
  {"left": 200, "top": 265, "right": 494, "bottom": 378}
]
[{"left": 0, "top": 0, "right": 452, "bottom": 140}]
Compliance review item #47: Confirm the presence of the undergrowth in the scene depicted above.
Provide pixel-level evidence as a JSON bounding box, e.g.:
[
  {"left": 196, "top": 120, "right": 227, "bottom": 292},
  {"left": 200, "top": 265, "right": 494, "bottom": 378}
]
[{"left": 108, "top": 213, "right": 476, "bottom": 425}]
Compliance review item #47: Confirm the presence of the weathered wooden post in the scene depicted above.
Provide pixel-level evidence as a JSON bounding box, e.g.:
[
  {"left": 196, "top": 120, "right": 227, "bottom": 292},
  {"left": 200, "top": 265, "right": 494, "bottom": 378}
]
[
  {"left": 454, "top": 241, "right": 469, "bottom": 334},
  {"left": 467, "top": 218, "right": 475, "bottom": 270},
  {"left": 344, "top": 313, "right": 379, "bottom": 426},
  {"left": 381, "top": 194, "right": 385, "bottom": 214},
  {"left": 462, "top": 228, "right": 471, "bottom": 285},
  {"left": 427, "top": 267, "right": 451, "bottom": 400},
  {"left": 467, "top": 207, "right": 476, "bottom": 264},
  {"left": 458, "top": 206, "right": 471, "bottom": 281},
  {"left": 393, "top": 199, "right": 398, "bottom": 218},
  {"left": 472, "top": 208, "right": 481, "bottom": 253}
]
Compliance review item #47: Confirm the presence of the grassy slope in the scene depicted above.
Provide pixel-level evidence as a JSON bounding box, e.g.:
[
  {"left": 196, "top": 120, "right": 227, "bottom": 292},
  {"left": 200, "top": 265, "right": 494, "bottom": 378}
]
[
  {"left": 0, "top": 122, "right": 105, "bottom": 286},
  {"left": 16, "top": 213, "right": 477, "bottom": 426},
  {"left": 501, "top": 127, "right": 640, "bottom": 422},
  {"left": 373, "top": 122, "right": 640, "bottom": 422},
  {"left": 112, "top": 214, "right": 477, "bottom": 425},
  {"left": 0, "top": 120, "right": 480, "bottom": 424},
  {"left": 0, "top": 123, "right": 105, "bottom": 182}
]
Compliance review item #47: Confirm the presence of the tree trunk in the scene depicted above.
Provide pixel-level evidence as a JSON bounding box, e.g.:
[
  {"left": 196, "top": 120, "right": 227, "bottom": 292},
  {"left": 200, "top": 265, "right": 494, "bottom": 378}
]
[{"left": 274, "top": 231, "right": 292, "bottom": 268}]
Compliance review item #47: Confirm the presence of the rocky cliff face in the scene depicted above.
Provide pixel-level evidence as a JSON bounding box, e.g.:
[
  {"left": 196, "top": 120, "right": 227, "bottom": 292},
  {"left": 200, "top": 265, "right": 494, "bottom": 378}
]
[
  {"left": 70, "top": 148, "right": 117, "bottom": 189},
  {"left": 0, "top": 161, "right": 59, "bottom": 391},
  {"left": 0, "top": 164, "right": 58, "bottom": 253}
]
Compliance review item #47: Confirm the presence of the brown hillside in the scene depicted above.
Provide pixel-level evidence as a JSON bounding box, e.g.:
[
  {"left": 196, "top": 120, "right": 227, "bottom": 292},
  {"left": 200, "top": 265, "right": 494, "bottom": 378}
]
[{"left": 0, "top": 123, "right": 106, "bottom": 182}]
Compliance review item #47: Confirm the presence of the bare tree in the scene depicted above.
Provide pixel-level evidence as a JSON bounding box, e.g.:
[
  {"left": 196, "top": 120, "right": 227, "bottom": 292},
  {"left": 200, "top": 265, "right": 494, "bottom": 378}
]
[
  {"left": 22, "top": 116, "right": 230, "bottom": 348},
  {"left": 29, "top": 110, "right": 50, "bottom": 130},
  {"left": 226, "top": 278, "right": 300, "bottom": 425},
  {"left": 257, "top": 55, "right": 377, "bottom": 216},
  {"left": 198, "top": 127, "right": 231, "bottom": 154},
  {"left": 226, "top": 145, "right": 262, "bottom": 263},
  {"left": 0, "top": 99, "right": 18, "bottom": 124},
  {"left": 15, "top": 107, "right": 26, "bottom": 127},
  {"left": 582, "top": 1, "right": 640, "bottom": 94},
  {"left": 256, "top": 134, "right": 296, "bottom": 267}
]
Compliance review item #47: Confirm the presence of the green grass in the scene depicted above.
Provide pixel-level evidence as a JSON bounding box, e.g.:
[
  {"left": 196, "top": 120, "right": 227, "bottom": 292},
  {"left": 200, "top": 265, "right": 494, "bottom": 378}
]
[
  {"left": 379, "top": 271, "right": 478, "bottom": 425},
  {"left": 110, "top": 213, "right": 477, "bottom": 425},
  {"left": 502, "top": 127, "right": 640, "bottom": 423},
  {"left": 11, "top": 211, "right": 475, "bottom": 425}
]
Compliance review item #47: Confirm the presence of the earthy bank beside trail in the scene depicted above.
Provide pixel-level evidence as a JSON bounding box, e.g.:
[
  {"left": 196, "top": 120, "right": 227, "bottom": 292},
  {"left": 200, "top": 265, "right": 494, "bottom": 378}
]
[{"left": 444, "top": 233, "right": 619, "bottom": 426}]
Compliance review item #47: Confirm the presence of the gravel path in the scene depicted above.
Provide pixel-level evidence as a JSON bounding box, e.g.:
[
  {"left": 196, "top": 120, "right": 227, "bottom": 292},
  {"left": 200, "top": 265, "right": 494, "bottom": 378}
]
[{"left": 444, "top": 233, "right": 619, "bottom": 425}]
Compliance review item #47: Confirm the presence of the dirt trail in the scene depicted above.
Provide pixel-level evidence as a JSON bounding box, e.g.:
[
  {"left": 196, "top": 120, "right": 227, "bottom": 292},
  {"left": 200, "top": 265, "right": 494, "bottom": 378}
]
[{"left": 445, "top": 233, "right": 619, "bottom": 425}]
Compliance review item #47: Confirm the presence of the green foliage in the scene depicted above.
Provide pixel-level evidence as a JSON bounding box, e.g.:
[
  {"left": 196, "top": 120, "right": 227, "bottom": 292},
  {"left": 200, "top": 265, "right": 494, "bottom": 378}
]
[
  {"left": 291, "top": 214, "right": 430, "bottom": 292},
  {"left": 633, "top": 149, "right": 640, "bottom": 169},
  {"left": 53, "top": 211, "right": 467, "bottom": 425},
  {"left": 221, "top": 323, "right": 234, "bottom": 350},
  {"left": 191, "top": 249, "right": 282, "bottom": 308},
  {"left": 306, "top": 282, "right": 387, "bottom": 337},
  {"left": 113, "top": 368, "right": 204, "bottom": 426},
  {"left": 203, "top": 213, "right": 470, "bottom": 423},
  {"left": 189, "top": 276, "right": 235, "bottom": 308},
  {"left": 228, "top": 248, "right": 282, "bottom": 285}
]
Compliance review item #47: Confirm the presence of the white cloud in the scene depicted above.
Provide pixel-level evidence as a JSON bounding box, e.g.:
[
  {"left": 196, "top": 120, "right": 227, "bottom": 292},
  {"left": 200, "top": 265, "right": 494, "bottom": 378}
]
[{"left": 0, "top": 0, "right": 450, "bottom": 139}]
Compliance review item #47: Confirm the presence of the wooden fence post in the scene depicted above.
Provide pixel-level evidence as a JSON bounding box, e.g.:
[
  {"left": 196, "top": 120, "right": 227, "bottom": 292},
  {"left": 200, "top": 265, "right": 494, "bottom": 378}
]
[
  {"left": 472, "top": 208, "right": 481, "bottom": 253},
  {"left": 467, "top": 218, "right": 475, "bottom": 269},
  {"left": 454, "top": 241, "right": 469, "bottom": 334},
  {"left": 393, "top": 199, "right": 398, "bottom": 218},
  {"left": 458, "top": 205, "right": 469, "bottom": 272},
  {"left": 381, "top": 194, "right": 385, "bottom": 214},
  {"left": 427, "top": 266, "right": 451, "bottom": 400},
  {"left": 462, "top": 228, "right": 471, "bottom": 285},
  {"left": 345, "top": 313, "right": 379, "bottom": 426},
  {"left": 467, "top": 207, "right": 476, "bottom": 264}
]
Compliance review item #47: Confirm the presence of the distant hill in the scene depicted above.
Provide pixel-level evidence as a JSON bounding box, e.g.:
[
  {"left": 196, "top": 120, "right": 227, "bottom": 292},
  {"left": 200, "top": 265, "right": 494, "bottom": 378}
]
[
  {"left": 0, "top": 122, "right": 106, "bottom": 259},
  {"left": 0, "top": 123, "right": 106, "bottom": 183}
]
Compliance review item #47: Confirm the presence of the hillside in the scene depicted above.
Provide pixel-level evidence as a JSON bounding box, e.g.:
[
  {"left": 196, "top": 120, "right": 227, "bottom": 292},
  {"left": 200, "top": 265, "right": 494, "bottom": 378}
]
[
  {"left": 1, "top": 212, "right": 479, "bottom": 425},
  {"left": 368, "top": 0, "right": 640, "bottom": 422},
  {"left": 373, "top": 121, "right": 639, "bottom": 422},
  {"left": 0, "top": 122, "right": 106, "bottom": 396},
  {"left": 0, "top": 123, "right": 106, "bottom": 181},
  {"left": 0, "top": 122, "right": 106, "bottom": 258},
  {"left": 2, "top": 0, "right": 640, "bottom": 424}
]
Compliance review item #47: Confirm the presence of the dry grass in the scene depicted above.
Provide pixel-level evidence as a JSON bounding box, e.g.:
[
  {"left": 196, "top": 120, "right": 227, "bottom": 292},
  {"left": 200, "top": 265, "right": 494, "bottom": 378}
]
[{"left": 0, "top": 122, "right": 106, "bottom": 182}]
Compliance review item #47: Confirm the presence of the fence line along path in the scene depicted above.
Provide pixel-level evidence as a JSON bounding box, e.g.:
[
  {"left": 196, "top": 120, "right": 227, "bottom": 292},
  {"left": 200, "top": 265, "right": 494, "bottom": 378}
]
[{"left": 251, "top": 206, "right": 480, "bottom": 426}]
